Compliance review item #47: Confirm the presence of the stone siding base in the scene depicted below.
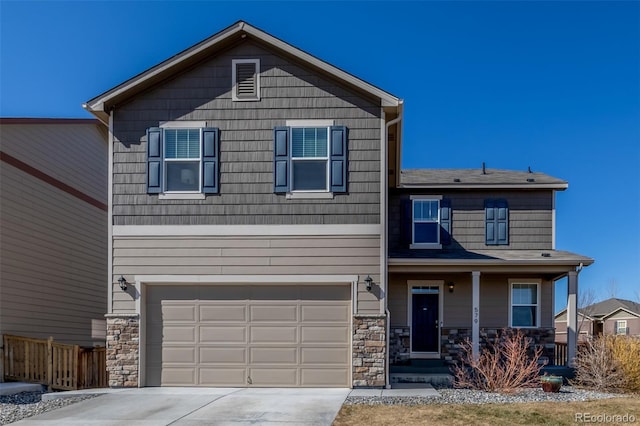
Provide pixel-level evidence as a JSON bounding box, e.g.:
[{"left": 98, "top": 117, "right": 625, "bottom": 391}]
[
  {"left": 352, "top": 315, "right": 386, "bottom": 387},
  {"left": 106, "top": 314, "right": 140, "bottom": 387},
  {"left": 441, "top": 327, "right": 556, "bottom": 365},
  {"left": 389, "top": 326, "right": 410, "bottom": 364}
]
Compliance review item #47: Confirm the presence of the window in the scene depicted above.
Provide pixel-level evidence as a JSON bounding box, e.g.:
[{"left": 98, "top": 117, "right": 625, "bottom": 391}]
[
  {"left": 408, "top": 196, "right": 451, "bottom": 249},
  {"left": 146, "top": 126, "right": 219, "bottom": 195},
  {"left": 273, "top": 123, "right": 347, "bottom": 194},
  {"left": 486, "top": 199, "right": 509, "bottom": 245},
  {"left": 616, "top": 320, "right": 628, "bottom": 335},
  {"left": 510, "top": 282, "right": 539, "bottom": 327},
  {"left": 232, "top": 59, "right": 260, "bottom": 101}
]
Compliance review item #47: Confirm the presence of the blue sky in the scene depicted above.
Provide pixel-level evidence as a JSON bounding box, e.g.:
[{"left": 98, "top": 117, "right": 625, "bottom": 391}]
[{"left": 1, "top": 1, "right": 638, "bottom": 312}]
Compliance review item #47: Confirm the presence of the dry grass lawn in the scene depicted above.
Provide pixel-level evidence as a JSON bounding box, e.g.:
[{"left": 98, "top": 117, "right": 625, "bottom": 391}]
[{"left": 334, "top": 397, "right": 640, "bottom": 425}]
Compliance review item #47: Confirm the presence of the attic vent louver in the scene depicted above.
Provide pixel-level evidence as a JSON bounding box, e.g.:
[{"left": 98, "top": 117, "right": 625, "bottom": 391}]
[{"left": 232, "top": 59, "right": 260, "bottom": 101}]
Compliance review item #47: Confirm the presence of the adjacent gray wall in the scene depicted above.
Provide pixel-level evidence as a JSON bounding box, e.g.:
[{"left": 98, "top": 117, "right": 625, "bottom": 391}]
[
  {"left": 0, "top": 122, "right": 108, "bottom": 346},
  {"left": 112, "top": 41, "right": 382, "bottom": 226}
]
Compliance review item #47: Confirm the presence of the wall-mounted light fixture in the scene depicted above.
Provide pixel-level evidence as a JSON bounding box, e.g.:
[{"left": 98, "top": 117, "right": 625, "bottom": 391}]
[
  {"left": 448, "top": 282, "right": 455, "bottom": 293},
  {"left": 118, "top": 275, "right": 128, "bottom": 291},
  {"left": 364, "top": 275, "right": 373, "bottom": 292}
]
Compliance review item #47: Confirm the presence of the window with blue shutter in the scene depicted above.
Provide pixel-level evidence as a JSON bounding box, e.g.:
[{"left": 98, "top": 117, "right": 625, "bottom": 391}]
[
  {"left": 408, "top": 196, "right": 451, "bottom": 249},
  {"left": 485, "top": 199, "right": 509, "bottom": 245},
  {"left": 273, "top": 125, "right": 348, "bottom": 194},
  {"left": 146, "top": 127, "right": 220, "bottom": 195}
]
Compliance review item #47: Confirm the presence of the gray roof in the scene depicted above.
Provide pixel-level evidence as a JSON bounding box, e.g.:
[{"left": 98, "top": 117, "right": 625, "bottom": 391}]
[
  {"left": 400, "top": 168, "right": 568, "bottom": 190},
  {"left": 582, "top": 298, "right": 640, "bottom": 317}
]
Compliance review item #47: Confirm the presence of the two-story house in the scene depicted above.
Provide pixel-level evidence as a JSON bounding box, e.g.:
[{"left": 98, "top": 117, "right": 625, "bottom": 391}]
[{"left": 84, "top": 21, "right": 592, "bottom": 389}]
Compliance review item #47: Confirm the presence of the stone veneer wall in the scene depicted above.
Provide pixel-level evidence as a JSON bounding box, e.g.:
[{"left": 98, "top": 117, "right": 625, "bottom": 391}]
[
  {"left": 389, "top": 326, "right": 410, "bottom": 364},
  {"left": 440, "top": 327, "right": 556, "bottom": 365},
  {"left": 106, "top": 314, "right": 140, "bottom": 387},
  {"left": 352, "top": 315, "right": 386, "bottom": 387}
]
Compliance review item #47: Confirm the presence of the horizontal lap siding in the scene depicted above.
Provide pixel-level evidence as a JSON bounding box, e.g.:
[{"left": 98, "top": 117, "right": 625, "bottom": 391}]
[
  {"left": 0, "top": 158, "right": 107, "bottom": 346},
  {"left": 389, "top": 190, "right": 553, "bottom": 251},
  {"left": 112, "top": 235, "right": 381, "bottom": 314},
  {"left": 112, "top": 42, "right": 381, "bottom": 226}
]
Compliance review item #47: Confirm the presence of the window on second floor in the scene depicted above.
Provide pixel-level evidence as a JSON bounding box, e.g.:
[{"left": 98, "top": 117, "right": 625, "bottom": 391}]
[
  {"left": 510, "top": 282, "right": 540, "bottom": 328},
  {"left": 616, "top": 320, "right": 628, "bottom": 335},
  {"left": 408, "top": 196, "right": 452, "bottom": 249},
  {"left": 146, "top": 125, "right": 219, "bottom": 197},
  {"left": 273, "top": 122, "right": 347, "bottom": 196}
]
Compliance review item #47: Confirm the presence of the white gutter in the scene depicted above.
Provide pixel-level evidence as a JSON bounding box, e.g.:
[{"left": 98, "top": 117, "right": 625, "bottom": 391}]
[{"left": 384, "top": 108, "right": 403, "bottom": 389}]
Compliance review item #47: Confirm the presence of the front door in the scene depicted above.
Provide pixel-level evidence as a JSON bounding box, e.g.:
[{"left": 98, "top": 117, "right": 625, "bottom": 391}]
[{"left": 411, "top": 286, "right": 440, "bottom": 353}]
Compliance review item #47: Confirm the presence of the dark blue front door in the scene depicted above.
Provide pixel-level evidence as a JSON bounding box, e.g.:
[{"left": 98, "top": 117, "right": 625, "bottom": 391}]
[{"left": 412, "top": 291, "right": 439, "bottom": 352}]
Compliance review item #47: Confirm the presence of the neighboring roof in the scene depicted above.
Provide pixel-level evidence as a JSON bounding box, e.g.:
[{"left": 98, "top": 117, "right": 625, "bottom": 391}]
[
  {"left": 400, "top": 168, "right": 568, "bottom": 190},
  {"left": 388, "top": 249, "right": 593, "bottom": 267},
  {"left": 84, "top": 20, "right": 401, "bottom": 123},
  {"left": 582, "top": 298, "right": 640, "bottom": 317},
  {"left": 0, "top": 118, "right": 100, "bottom": 125}
]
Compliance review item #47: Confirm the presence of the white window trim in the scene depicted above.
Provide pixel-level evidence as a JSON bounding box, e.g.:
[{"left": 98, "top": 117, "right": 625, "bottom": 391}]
[
  {"left": 286, "top": 121, "right": 335, "bottom": 194},
  {"left": 616, "top": 320, "right": 628, "bottom": 335},
  {"left": 509, "top": 279, "right": 541, "bottom": 328},
  {"left": 162, "top": 127, "right": 203, "bottom": 195},
  {"left": 232, "top": 59, "right": 260, "bottom": 101},
  {"left": 410, "top": 195, "right": 443, "bottom": 249}
]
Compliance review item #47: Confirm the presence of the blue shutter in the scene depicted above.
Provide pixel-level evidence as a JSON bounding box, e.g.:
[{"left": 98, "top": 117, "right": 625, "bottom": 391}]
[
  {"left": 401, "top": 198, "right": 412, "bottom": 246},
  {"left": 273, "top": 127, "right": 289, "bottom": 193},
  {"left": 329, "top": 126, "right": 348, "bottom": 193},
  {"left": 147, "top": 127, "right": 163, "bottom": 194},
  {"left": 496, "top": 199, "right": 509, "bottom": 245},
  {"left": 485, "top": 200, "right": 496, "bottom": 245},
  {"left": 202, "top": 128, "right": 219, "bottom": 194},
  {"left": 440, "top": 198, "right": 452, "bottom": 245},
  {"left": 486, "top": 199, "right": 509, "bottom": 245}
]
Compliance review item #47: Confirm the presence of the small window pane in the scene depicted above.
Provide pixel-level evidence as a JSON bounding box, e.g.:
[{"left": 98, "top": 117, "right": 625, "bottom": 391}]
[
  {"left": 166, "top": 162, "right": 199, "bottom": 191},
  {"left": 513, "top": 284, "right": 537, "bottom": 304},
  {"left": 292, "top": 128, "right": 328, "bottom": 158},
  {"left": 414, "top": 200, "right": 438, "bottom": 221},
  {"left": 512, "top": 306, "right": 536, "bottom": 327},
  {"left": 414, "top": 222, "right": 438, "bottom": 243},
  {"left": 292, "top": 160, "right": 327, "bottom": 190},
  {"left": 165, "top": 129, "right": 200, "bottom": 159}
]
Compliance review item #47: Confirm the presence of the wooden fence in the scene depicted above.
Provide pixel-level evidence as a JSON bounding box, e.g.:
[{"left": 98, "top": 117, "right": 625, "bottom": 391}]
[
  {"left": 3, "top": 335, "right": 107, "bottom": 390},
  {"left": 554, "top": 342, "right": 588, "bottom": 366}
]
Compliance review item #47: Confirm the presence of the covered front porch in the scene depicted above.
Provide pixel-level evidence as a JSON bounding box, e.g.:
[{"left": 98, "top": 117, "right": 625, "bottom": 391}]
[{"left": 387, "top": 250, "right": 593, "bottom": 368}]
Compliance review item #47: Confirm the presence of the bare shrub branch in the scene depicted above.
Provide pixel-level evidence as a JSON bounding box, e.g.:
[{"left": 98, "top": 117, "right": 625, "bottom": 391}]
[
  {"left": 452, "top": 328, "right": 544, "bottom": 393},
  {"left": 574, "top": 335, "right": 640, "bottom": 392}
]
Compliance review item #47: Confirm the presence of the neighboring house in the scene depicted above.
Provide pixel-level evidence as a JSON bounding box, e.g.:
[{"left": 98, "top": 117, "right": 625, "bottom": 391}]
[
  {"left": 555, "top": 298, "right": 640, "bottom": 343},
  {"left": 0, "top": 118, "right": 108, "bottom": 379},
  {"left": 83, "top": 20, "right": 592, "bottom": 389}
]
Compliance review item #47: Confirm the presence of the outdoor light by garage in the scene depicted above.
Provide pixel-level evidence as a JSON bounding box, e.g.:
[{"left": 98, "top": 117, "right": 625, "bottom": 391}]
[
  {"left": 448, "top": 282, "right": 455, "bottom": 293},
  {"left": 365, "top": 275, "right": 373, "bottom": 291},
  {"left": 118, "top": 275, "right": 128, "bottom": 291}
]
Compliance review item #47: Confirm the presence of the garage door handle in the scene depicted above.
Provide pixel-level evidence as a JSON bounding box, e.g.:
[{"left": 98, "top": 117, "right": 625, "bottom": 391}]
[{"left": 247, "top": 376, "right": 252, "bottom": 385}]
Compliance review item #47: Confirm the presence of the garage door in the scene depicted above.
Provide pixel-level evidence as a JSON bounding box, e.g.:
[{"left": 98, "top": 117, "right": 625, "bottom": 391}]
[{"left": 145, "top": 285, "right": 351, "bottom": 387}]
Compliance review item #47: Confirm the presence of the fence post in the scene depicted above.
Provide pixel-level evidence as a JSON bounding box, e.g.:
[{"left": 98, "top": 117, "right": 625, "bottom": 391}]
[{"left": 47, "top": 337, "right": 53, "bottom": 392}]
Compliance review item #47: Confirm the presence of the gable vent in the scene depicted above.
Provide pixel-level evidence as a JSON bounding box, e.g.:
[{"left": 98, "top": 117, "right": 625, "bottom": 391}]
[{"left": 232, "top": 59, "right": 260, "bottom": 101}]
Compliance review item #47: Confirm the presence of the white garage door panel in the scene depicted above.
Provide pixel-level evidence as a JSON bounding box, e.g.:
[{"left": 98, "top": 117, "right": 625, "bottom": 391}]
[
  {"left": 146, "top": 285, "right": 351, "bottom": 387},
  {"left": 199, "top": 347, "right": 246, "bottom": 363}
]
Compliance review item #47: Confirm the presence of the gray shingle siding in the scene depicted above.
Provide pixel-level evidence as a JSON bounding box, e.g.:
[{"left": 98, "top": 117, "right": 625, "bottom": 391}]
[
  {"left": 389, "top": 190, "right": 554, "bottom": 252},
  {"left": 111, "top": 41, "right": 381, "bottom": 226}
]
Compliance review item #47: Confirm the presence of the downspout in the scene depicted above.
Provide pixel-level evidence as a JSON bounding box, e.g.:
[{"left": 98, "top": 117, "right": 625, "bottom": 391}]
[{"left": 384, "top": 107, "right": 403, "bottom": 389}]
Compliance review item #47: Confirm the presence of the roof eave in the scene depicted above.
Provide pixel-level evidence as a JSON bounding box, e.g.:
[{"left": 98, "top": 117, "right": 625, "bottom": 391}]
[
  {"left": 388, "top": 257, "right": 594, "bottom": 267},
  {"left": 399, "top": 183, "right": 569, "bottom": 190}
]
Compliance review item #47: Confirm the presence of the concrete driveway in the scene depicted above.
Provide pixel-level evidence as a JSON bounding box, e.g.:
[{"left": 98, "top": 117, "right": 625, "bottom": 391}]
[{"left": 14, "top": 387, "right": 351, "bottom": 426}]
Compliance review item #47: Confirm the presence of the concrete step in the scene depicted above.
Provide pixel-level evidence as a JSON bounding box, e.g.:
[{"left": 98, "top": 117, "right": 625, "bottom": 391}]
[{"left": 390, "top": 373, "right": 454, "bottom": 388}]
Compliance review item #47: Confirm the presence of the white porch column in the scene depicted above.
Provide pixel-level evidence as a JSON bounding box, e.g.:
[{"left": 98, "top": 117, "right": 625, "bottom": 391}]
[
  {"left": 472, "top": 271, "right": 481, "bottom": 360},
  {"left": 567, "top": 271, "right": 578, "bottom": 366}
]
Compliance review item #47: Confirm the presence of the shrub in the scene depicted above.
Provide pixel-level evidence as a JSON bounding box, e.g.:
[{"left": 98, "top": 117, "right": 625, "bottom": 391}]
[
  {"left": 452, "top": 328, "right": 544, "bottom": 393},
  {"left": 573, "top": 335, "right": 640, "bottom": 392}
]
